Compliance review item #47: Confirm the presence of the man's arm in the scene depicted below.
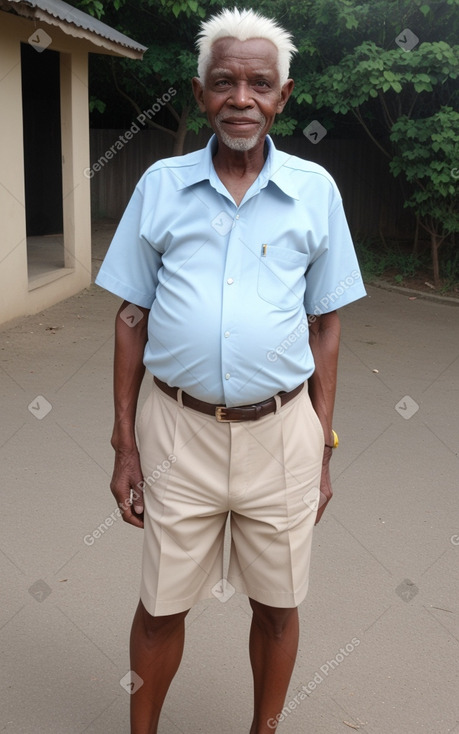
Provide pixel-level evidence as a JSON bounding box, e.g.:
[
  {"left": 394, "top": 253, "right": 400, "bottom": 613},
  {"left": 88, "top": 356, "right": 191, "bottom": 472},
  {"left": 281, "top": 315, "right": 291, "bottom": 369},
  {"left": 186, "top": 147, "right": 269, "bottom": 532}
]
[
  {"left": 110, "top": 300, "right": 150, "bottom": 528},
  {"left": 307, "top": 310, "right": 341, "bottom": 524}
]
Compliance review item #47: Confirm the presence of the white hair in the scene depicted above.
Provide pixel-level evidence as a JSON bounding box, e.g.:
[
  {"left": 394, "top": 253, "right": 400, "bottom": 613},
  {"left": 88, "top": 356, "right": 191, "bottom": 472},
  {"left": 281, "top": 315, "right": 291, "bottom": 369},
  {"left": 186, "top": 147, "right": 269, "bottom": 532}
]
[{"left": 196, "top": 7, "right": 297, "bottom": 85}]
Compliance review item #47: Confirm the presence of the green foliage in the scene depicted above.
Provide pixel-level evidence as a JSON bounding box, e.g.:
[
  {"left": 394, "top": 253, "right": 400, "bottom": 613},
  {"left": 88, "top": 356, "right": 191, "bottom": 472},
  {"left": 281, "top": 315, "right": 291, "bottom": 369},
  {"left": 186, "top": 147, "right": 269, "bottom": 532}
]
[
  {"left": 312, "top": 40, "right": 459, "bottom": 119},
  {"left": 439, "top": 242, "right": 459, "bottom": 293},
  {"left": 355, "top": 235, "right": 459, "bottom": 292},
  {"left": 88, "top": 96, "right": 106, "bottom": 114},
  {"left": 390, "top": 107, "right": 459, "bottom": 235},
  {"left": 155, "top": 0, "right": 207, "bottom": 18},
  {"left": 70, "top": 0, "right": 459, "bottom": 280},
  {"left": 186, "top": 106, "right": 210, "bottom": 134},
  {"left": 270, "top": 116, "right": 298, "bottom": 136},
  {"left": 75, "top": 0, "right": 125, "bottom": 17},
  {"left": 74, "top": 0, "right": 105, "bottom": 18},
  {"left": 295, "top": 0, "right": 459, "bottom": 280},
  {"left": 355, "top": 237, "right": 425, "bottom": 280}
]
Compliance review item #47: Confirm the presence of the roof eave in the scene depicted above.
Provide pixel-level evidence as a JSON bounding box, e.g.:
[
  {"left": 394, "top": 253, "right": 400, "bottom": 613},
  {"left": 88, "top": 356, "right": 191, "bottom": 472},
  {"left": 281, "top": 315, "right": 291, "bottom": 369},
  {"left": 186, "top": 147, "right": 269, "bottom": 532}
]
[
  {"left": 32, "top": 8, "right": 146, "bottom": 58},
  {"left": 0, "top": 1, "right": 147, "bottom": 59}
]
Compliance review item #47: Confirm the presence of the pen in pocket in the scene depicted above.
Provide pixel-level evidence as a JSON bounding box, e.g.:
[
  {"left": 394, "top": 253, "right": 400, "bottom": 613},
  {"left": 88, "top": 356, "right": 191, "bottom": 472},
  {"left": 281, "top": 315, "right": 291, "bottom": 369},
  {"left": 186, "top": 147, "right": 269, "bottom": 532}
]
[{"left": 262, "top": 244, "right": 268, "bottom": 257}]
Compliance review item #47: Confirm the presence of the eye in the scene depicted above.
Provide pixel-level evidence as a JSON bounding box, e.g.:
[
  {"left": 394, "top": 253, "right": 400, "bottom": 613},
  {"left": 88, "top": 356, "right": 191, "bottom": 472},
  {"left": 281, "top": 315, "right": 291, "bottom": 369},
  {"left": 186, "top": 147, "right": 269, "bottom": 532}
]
[
  {"left": 214, "top": 79, "right": 231, "bottom": 88},
  {"left": 254, "top": 80, "right": 270, "bottom": 88}
]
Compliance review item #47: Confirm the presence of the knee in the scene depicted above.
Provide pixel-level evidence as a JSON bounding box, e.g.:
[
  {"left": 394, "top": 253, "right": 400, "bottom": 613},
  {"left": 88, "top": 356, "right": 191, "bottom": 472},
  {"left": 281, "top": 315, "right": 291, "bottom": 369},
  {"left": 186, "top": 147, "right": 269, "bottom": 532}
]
[
  {"left": 249, "top": 598, "right": 298, "bottom": 639},
  {"left": 136, "top": 600, "right": 189, "bottom": 641}
]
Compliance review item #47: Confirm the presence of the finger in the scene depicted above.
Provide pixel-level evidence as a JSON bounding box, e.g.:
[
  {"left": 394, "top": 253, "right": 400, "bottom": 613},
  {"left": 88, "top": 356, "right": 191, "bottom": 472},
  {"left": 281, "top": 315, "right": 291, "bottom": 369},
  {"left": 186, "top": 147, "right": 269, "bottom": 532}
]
[
  {"left": 314, "top": 487, "right": 332, "bottom": 524},
  {"left": 315, "top": 502, "right": 327, "bottom": 524},
  {"left": 111, "top": 485, "right": 137, "bottom": 521},
  {"left": 117, "top": 491, "right": 144, "bottom": 527},
  {"left": 121, "top": 506, "right": 144, "bottom": 529},
  {"left": 130, "top": 485, "right": 144, "bottom": 515}
]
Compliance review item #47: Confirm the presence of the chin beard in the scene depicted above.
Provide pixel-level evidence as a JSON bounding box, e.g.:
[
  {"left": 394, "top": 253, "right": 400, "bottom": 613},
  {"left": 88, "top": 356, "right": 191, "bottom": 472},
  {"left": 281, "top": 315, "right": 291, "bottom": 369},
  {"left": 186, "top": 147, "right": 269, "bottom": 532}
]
[{"left": 215, "top": 115, "right": 266, "bottom": 151}]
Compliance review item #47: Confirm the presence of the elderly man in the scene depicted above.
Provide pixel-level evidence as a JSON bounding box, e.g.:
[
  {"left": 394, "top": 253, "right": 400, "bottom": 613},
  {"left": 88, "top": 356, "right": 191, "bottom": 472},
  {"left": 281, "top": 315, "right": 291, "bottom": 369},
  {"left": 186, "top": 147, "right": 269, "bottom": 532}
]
[{"left": 96, "top": 7, "right": 366, "bottom": 733}]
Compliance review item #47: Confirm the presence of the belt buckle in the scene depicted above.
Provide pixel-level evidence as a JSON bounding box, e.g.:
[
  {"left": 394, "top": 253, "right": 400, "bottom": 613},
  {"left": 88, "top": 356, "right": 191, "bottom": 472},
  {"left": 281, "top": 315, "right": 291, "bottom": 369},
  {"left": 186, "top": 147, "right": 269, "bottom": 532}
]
[
  {"left": 215, "top": 406, "right": 245, "bottom": 422},
  {"left": 215, "top": 406, "right": 232, "bottom": 422}
]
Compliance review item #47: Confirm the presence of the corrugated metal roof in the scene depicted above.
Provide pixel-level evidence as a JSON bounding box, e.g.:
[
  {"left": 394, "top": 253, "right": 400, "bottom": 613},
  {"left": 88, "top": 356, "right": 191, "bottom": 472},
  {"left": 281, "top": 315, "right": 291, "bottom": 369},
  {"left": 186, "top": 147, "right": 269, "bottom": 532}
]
[{"left": 2, "top": 0, "right": 147, "bottom": 55}]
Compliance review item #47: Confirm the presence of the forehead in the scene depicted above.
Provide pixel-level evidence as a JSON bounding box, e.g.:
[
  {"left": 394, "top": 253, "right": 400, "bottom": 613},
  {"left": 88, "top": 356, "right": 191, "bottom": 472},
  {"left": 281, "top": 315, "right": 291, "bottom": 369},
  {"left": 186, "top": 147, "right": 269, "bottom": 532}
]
[{"left": 207, "top": 37, "right": 279, "bottom": 78}]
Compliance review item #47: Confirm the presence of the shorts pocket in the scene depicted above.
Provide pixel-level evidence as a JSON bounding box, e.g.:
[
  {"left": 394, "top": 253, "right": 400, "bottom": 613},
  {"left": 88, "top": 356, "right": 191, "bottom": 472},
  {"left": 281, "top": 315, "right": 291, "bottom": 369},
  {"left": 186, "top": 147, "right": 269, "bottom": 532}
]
[{"left": 136, "top": 389, "right": 154, "bottom": 447}]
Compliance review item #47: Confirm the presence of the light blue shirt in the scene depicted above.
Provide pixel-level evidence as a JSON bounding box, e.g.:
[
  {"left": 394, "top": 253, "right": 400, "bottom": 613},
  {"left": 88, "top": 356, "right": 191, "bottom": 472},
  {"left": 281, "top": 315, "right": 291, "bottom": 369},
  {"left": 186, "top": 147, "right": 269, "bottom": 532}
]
[{"left": 96, "top": 135, "right": 366, "bottom": 406}]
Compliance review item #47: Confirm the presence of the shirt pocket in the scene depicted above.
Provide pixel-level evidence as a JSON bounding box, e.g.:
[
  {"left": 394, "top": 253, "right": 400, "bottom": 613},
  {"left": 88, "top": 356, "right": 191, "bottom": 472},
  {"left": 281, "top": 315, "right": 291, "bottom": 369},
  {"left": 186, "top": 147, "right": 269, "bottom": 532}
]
[{"left": 257, "top": 246, "right": 308, "bottom": 310}]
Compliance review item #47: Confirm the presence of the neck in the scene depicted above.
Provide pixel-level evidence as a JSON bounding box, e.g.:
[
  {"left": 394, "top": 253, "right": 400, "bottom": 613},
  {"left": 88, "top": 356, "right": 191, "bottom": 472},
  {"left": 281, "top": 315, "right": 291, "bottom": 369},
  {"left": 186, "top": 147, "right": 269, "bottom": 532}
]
[{"left": 213, "top": 138, "right": 268, "bottom": 177}]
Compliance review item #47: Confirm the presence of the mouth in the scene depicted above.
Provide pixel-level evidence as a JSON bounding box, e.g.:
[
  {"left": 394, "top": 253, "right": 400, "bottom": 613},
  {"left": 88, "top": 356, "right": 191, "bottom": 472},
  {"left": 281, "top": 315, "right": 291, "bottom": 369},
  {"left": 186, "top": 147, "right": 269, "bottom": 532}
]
[
  {"left": 219, "top": 118, "right": 263, "bottom": 135},
  {"left": 220, "top": 120, "right": 261, "bottom": 138},
  {"left": 221, "top": 118, "right": 261, "bottom": 126}
]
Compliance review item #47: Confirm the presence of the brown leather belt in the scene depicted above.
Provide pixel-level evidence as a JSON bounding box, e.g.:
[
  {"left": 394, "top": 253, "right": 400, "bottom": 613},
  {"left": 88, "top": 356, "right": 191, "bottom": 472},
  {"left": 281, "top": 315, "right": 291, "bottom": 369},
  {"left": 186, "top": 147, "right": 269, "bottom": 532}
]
[{"left": 153, "top": 377, "right": 304, "bottom": 422}]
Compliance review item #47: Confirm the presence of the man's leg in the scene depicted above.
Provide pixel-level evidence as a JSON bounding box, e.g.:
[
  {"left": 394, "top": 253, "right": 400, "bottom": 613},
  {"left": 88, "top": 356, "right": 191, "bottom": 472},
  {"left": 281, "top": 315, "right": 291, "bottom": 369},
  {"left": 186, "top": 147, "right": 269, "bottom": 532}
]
[
  {"left": 130, "top": 599, "right": 189, "bottom": 734},
  {"left": 248, "top": 598, "right": 299, "bottom": 734}
]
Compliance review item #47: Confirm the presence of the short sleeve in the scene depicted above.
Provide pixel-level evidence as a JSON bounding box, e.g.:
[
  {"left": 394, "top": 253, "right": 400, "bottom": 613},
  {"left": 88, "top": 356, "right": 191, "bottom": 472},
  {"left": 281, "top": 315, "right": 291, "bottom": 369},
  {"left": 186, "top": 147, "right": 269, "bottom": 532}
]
[
  {"left": 304, "top": 199, "right": 366, "bottom": 315},
  {"left": 95, "top": 176, "right": 162, "bottom": 309}
]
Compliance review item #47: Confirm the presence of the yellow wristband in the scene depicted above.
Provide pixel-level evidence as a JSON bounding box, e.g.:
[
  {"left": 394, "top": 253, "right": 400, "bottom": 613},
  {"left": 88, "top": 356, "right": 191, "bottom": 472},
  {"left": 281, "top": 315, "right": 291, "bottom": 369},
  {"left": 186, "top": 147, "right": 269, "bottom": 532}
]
[{"left": 325, "top": 429, "right": 339, "bottom": 449}]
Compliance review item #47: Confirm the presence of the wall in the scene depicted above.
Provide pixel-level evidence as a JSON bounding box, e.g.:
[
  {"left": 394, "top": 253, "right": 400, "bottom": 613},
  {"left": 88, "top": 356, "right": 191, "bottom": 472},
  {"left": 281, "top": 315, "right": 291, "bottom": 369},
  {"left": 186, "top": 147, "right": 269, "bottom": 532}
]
[
  {"left": 0, "top": 17, "right": 29, "bottom": 323},
  {"left": 0, "top": 13, "right": 92, "bottom": 326}
]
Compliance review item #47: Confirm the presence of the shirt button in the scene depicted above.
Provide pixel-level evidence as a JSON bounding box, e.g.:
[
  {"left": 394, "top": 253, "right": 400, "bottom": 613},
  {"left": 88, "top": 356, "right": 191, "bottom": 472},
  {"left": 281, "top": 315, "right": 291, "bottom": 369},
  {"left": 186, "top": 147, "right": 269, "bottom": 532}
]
[
  {"left": 224, "top": 331, "right": 230, "bottom": 338},
  {"left": 235, "top": 214, "right": 240, "bottom": 220},
  {"left": 227, "top": 278, "right": 234, "bottom": 285},
  {"left": 225, "top": 373, "right": 231, "bottom": 380}
]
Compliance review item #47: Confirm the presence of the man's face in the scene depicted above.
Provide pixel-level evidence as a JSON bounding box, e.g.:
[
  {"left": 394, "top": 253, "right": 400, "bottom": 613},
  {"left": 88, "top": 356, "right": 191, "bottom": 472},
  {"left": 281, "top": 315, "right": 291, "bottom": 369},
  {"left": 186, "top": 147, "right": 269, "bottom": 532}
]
[{"left": 192, "top": 37, "right": 294, "bottom": 153}]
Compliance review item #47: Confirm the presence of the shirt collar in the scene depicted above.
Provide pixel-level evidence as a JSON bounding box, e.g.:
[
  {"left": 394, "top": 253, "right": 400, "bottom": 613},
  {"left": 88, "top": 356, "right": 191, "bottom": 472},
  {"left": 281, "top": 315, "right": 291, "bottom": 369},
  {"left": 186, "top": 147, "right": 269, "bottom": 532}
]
[{"left": 175, "top": 134, "right": 300, "bottom": 200}]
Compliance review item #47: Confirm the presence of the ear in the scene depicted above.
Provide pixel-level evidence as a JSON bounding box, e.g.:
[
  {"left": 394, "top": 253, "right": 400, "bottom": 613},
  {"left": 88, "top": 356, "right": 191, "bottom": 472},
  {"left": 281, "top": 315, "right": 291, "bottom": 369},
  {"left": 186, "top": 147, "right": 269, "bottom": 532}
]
[
  {"left": 192, "top": 77, "right": 206, "bottom": 112},
  {"left": 277, "top": 78, "right": 295, "bottom": 113}
]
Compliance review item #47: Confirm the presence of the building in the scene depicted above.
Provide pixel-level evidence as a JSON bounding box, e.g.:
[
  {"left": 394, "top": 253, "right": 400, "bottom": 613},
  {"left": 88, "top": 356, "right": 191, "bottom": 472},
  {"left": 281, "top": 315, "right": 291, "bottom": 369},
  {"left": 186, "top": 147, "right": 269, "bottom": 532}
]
[{"left": 0, "top": 0, "right": 146, "bottom": 325}]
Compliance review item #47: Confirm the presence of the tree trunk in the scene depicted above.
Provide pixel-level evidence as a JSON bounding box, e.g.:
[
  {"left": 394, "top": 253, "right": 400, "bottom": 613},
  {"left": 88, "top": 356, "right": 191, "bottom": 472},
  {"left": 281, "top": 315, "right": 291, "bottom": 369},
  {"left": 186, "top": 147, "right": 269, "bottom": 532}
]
[
  {"left": 172, "top": 105, "right": 190, "bottom": 156},
  {"left": 412, "top": 215, "right": 420, "bottom": 255},
  {"left": 431, "top": 231, "right": 440, "bottom": 288}
]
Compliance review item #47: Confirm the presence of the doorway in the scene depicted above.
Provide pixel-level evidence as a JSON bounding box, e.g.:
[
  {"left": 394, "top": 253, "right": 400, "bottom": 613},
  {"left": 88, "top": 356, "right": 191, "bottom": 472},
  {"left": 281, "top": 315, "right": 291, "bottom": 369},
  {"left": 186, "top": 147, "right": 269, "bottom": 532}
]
[{"left": 21, "top": 42, "right": 65, "bottom": 279}]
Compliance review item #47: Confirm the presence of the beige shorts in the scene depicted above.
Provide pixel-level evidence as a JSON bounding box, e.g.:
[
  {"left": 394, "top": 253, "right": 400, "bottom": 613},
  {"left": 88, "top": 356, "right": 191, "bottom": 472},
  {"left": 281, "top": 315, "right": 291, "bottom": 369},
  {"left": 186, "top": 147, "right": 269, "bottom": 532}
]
[{"left": 136, "top": 379, "right": 324, "bottom": 616}]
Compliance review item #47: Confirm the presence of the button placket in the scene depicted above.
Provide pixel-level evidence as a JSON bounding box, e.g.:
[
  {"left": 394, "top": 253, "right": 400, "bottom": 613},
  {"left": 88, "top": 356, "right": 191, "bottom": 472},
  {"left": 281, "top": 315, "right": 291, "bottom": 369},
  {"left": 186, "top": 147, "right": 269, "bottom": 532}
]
[{"left": 221, "top": 212, "right": 243, "bottom": 402}]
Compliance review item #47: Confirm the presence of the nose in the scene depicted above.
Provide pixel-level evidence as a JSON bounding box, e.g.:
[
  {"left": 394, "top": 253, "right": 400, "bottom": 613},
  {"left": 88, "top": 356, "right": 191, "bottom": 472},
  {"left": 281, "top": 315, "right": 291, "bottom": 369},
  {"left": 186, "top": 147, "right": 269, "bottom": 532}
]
[{"left": 230, "top": 81, "right": 254, "bottom": 108}]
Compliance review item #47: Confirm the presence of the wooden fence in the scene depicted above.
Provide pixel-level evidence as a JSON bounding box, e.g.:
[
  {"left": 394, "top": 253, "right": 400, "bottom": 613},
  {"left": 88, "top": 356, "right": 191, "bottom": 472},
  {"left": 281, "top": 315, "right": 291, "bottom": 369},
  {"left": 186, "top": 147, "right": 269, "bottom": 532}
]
[{"left": 88, "top": 127, "right": 415, "bottom": 240}]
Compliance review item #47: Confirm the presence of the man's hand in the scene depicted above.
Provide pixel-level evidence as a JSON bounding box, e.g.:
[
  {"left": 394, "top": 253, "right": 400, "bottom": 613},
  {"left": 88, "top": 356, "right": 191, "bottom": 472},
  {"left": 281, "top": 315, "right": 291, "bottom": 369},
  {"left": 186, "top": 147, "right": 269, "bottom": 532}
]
[
  {"left": 315, "top": 446, "right": 333, "bottom": 524},
  {"left": 110, "top": 445, "right": 145, "bottom": 528}
]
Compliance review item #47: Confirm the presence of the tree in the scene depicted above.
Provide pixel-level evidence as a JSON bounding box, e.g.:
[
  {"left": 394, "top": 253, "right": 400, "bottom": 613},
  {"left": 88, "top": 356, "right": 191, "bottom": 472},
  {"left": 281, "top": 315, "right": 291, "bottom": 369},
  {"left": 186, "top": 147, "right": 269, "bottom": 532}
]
[
  {"left": 297, "top": 0, "right": 459, "bottom": 283},
  {"left": 390, "top": 108, "right": 459, "bottom": 285},
  {"left": 73, "top": 0, "right": 225, "bottom": 154}
]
